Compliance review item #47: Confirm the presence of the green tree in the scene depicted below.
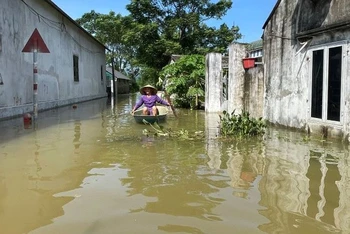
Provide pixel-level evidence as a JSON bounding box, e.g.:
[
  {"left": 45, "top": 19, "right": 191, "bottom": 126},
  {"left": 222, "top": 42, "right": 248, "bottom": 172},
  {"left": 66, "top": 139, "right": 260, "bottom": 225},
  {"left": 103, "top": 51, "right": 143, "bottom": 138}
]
[
  {"left": 159, "top": 55, "right": 205, "bottom": 109},
  {"left": 76, "top": 11, "right": 139, "bottom": 90},
  {"left": 125, "top": 0, "right": 241, "bottom": 84},
  {"left": 76, "top": 1, "right": 242, "bottom": 91}
]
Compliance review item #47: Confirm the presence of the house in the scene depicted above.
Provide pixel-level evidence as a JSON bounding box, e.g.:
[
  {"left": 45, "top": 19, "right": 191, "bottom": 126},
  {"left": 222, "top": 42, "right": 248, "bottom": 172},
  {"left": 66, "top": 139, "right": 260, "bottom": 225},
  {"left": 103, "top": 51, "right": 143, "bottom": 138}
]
[
  {"left": 106, "top": 67, "right": 131, "bottom": 95},
  {"left": 262, "top": 0, "right": 350, "bottom": 139},
  {"left": 247, "top": 39, "right": 263, "bottom": 62},
  {"left": 169, "top": 54, "right": 182, "bottom": 64},
  {"left": 0, "top": 0, "right": 107, "bottom": 120}
]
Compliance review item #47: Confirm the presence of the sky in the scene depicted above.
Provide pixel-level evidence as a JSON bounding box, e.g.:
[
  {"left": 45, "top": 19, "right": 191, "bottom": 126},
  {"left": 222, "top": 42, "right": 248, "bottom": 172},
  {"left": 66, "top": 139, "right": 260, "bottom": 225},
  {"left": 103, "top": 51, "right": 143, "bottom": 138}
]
[{"left": 52, "top": 0, "right": 277, "bottom": 43}]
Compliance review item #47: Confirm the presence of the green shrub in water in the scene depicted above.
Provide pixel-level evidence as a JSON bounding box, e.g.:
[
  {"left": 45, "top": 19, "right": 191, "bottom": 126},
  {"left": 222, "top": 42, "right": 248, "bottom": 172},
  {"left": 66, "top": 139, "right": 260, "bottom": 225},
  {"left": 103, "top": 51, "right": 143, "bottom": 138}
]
[{"left": 219, "top": 110, "right": 266, "bottom": 138}]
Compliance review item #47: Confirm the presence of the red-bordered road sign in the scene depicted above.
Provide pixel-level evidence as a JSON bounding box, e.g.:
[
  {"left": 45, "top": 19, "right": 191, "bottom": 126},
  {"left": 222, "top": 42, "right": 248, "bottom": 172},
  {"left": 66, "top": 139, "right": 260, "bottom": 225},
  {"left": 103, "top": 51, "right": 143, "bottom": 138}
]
[{"left": 22, "top": 28, "right": 50, "bottom": 53}]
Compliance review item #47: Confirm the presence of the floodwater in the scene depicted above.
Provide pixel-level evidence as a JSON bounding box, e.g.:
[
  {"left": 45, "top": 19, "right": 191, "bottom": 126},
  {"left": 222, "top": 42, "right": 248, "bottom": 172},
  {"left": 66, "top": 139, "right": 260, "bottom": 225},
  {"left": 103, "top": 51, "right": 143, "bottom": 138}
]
[{"left": 0, "top": 95, "right": 349, "bottom": 234}]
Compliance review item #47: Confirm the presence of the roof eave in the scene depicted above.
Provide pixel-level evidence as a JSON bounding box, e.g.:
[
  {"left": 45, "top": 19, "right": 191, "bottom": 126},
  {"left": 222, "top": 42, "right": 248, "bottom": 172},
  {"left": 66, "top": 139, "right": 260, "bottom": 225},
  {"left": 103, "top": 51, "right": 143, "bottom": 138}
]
[
  {"left": 262, "top": 0, "right": 282, "bottom": 30},
  {"left": 44, "top": 0, "right": 109, "bottom": 51}
]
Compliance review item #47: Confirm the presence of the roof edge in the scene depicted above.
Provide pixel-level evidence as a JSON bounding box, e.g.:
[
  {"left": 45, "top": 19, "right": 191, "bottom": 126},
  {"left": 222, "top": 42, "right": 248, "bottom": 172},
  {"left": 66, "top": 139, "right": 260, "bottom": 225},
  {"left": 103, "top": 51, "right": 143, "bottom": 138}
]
[
  {"left": 44, "top": 0, "right": 109, "bottom": 51},
  {"left": 262, "top": 0, "right": 282, "bottom": 29}
]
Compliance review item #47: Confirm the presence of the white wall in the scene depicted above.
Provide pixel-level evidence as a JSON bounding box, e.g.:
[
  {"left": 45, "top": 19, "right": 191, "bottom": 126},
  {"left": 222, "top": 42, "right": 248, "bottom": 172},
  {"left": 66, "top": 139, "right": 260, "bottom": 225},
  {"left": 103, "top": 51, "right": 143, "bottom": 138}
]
[{"left": 0, "top": 0, "right": 107, "bottom": 119}]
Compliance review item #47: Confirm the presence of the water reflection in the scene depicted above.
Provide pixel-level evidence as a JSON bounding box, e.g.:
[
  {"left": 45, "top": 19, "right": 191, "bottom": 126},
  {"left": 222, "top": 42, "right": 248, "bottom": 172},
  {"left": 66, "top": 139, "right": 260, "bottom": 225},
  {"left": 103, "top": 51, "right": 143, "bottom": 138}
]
[
  {"left": 204, "top": 114, "right": 349, "bottom": 233},
  {"left": 257, "top": 129, "right": 347, "bottom": 233},
  {"left": 0, "top": 97, "right": 350, "bottom": 233},
  {"left": 0, "top": 98, "right": 122, "bottom": 234},
  {"left": 206, "top": 113, "right": 222, "bottom": 170},
  {"left": 0, "top": 130, "right": 74, "bottom": 234},
  {"left": 226, "top": 140, "right": 264, "bottom": 193},
  {"left": 118, "top": 141, "right": 221, "bottom": 220},
  {"left": 73, "top": 120, "right": 81, "bottom": 150}
]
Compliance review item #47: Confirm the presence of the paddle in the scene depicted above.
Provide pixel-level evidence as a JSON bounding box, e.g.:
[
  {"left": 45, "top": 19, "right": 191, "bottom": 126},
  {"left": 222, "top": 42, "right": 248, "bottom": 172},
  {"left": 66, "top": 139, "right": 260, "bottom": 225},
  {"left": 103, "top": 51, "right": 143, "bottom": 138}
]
[{"left": 163, "top": 90, "right": 177, "bottom": 118}]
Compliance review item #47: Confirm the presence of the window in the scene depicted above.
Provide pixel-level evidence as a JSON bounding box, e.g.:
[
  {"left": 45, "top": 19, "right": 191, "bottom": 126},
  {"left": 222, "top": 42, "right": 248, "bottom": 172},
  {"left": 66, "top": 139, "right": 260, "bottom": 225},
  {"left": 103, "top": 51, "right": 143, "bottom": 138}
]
[
  {"left": 310, "top": 44, "right": 344, "bottom": 122},
  {"left": 100, "top": 65, "right": 104, "bottom": 84},
  {"left": 73, "top": 55, "right": 79, "bottom": 82}
]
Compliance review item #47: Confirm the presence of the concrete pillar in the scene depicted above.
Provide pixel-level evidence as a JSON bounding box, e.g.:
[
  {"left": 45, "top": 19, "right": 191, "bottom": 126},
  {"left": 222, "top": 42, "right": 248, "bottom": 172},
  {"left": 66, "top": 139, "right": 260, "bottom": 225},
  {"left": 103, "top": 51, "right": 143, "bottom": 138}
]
[
  {"left": 228, "top": 43, "right": 246, "bottom": 114},
  {"left": 205, "top": 53, "right": 222, "bottom": 113}
]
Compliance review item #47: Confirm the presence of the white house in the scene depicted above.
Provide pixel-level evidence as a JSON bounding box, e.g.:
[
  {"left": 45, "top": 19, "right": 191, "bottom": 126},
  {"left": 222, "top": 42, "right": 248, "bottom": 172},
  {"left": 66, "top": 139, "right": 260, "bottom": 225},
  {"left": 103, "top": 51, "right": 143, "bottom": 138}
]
[
  {"left": 0, "top": 0, "right": 107, "bottom": 120},
  {"left": 247, "top": 39, "right": 263, "bottom": 62}
]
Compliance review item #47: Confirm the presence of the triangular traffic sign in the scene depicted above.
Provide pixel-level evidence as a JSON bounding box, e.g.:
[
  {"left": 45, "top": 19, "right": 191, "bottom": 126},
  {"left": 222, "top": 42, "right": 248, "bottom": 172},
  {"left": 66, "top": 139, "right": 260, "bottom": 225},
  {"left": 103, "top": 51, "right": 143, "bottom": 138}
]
[{"left": 22, "top": 28, "right": 50, "bottom": 53}]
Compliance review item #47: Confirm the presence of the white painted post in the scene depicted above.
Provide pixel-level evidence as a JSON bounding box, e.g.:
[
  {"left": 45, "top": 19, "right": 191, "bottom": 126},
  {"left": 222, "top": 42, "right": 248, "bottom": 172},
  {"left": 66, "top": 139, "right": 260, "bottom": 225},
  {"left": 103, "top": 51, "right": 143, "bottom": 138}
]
[
  {"left": 33, "top": 41, "right": 38, "bottom": 122},
  {"left": 205, "top": 53, "right": 222, "bottom": 113}
]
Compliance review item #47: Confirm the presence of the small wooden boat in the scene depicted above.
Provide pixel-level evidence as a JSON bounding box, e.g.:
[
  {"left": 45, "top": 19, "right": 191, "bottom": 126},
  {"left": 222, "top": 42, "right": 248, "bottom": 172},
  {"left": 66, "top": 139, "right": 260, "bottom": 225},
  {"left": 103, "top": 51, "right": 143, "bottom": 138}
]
[{"left": 133, "top": 106, "right": 168, "bottom": 124}]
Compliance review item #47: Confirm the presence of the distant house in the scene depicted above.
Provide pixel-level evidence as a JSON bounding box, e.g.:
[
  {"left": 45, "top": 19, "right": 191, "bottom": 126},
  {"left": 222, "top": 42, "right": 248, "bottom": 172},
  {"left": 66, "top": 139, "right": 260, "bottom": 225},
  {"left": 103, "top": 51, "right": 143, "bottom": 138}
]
[
  {"left": 262, "top": 0, "right": 350, "bottom": 138},
  {"left": 106, "top": 67, "right": 130, "bottom": 95},
  {"left": 247, "top": 40, "right": 263, "bottom": 62},
  {"left": 0, "top": 0, "right": 107, "bottom": 120},
  {"left": 169, "top": 54, "right": 182, "bottom": 64}
]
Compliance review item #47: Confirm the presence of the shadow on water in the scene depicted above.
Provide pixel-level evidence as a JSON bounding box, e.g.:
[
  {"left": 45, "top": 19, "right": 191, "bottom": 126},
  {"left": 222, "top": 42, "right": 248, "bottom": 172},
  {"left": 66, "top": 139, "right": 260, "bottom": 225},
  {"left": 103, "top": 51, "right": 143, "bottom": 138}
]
[{"left": 1, "top": 95, "right": 350, "bottom": 234}]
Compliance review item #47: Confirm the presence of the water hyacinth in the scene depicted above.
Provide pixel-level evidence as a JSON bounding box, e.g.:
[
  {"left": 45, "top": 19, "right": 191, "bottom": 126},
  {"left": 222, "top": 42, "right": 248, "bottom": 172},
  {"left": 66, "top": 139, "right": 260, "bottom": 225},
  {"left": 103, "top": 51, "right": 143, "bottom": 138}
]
[{"left": 219, "top": 110, "right": 266, "bottom": 138}]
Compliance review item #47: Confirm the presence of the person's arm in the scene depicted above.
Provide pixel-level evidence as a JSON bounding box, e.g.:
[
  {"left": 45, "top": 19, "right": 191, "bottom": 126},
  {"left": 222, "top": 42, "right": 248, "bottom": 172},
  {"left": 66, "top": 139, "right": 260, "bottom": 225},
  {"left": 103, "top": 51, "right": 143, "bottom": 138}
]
[
  {"left": 131, "top": 96, "right": 144, "bottom": 114},
  {"left": 156, "top": 95, "right": 170, "bottom": 106}
]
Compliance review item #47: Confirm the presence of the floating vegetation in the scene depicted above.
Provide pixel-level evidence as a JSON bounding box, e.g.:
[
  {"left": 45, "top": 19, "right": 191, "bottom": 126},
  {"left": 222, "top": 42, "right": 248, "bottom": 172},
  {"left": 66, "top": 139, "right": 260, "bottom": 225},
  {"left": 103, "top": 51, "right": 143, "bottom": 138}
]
[
  {"left": 219, "top": 110, "right": 266, "bottom": 138},
  {"left": 141, "top": 119, "right": 204, "bottom": 140}
]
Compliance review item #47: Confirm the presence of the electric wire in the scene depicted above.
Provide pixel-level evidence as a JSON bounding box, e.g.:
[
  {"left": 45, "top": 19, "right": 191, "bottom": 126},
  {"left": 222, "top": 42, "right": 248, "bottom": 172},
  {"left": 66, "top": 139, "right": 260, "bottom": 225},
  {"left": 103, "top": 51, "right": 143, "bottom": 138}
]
[{"left": 21, "top": 0, "right": 105, "bottom": 54}]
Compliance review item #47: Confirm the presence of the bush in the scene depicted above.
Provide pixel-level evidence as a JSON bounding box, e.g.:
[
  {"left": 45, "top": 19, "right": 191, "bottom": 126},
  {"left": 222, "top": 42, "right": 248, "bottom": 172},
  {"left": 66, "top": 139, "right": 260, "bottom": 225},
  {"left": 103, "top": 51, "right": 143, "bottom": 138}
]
[{"left": 219, "top": 110, "right": 266, "bottom": 138}]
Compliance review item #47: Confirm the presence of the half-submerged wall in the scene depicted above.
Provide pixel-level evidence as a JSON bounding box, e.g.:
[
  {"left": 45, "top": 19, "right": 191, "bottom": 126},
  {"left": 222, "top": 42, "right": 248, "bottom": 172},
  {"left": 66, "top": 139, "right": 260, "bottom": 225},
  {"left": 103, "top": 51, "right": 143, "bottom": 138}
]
[
  {"left": 263, "top": 0, "right": 350, "bottom": 139},
  {"left": 205, "top": 53, "right": 222, "bottom": 113},
  {"left": 0, "top": 0, "right": 107, "bottom": 120},
  {"left": 205, "top": 43, "right": 264, "bottom": 119},
  {"left": 244, "top": 66, "right": 264, "bottom": 118}
]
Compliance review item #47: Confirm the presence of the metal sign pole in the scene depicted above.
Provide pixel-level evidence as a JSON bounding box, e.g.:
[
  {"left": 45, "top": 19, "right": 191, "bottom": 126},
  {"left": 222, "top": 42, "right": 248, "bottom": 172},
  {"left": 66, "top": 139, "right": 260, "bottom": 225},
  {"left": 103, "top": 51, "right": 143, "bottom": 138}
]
[
  {"left": 22, "top": 29, "right": 50, "bottom": 128},
  {"left": 112, "top": 58, "right": 116, "bottom": 97}
]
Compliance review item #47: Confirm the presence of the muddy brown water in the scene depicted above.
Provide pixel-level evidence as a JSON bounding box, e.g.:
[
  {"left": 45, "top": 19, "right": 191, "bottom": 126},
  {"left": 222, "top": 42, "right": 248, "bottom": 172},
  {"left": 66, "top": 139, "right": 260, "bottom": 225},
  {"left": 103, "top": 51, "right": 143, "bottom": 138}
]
[{"left": 0, "top": 95, "right": 349, "bottom": 234}]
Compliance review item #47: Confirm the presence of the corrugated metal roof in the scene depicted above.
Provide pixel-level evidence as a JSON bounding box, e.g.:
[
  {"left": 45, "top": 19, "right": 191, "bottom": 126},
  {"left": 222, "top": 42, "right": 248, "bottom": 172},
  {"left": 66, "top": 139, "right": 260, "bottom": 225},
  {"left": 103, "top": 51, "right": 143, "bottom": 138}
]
[{"left": 106, "top": 67, "right": 130, "bottom": 80}]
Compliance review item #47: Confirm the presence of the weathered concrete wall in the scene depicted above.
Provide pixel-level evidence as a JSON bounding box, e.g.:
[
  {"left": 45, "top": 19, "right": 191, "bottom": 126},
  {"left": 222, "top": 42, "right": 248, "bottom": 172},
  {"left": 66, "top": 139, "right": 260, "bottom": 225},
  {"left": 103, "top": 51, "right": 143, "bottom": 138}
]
[
  {"left": 227, "top": 43, "right": 246, "bottom": 115},
  {"left": 263, "top": 0, "right": 350, "bottom": 139},
  {"left": 205, "top": 44, "right": 264, "bottom": 119},
  {"left": 263, "top": 0, "right": 307, "bottom": 128},
  {"left": 243, "top": 65, "right": 264, "bottom": 119},
  {"left": 205, "top": 53, "right": 222, "bottom": 113},
  {"left": 0, "top": 0, "right": 106, "bottom": 120},
  {"left": 295, "top": 0, "right": 350, "bottom": 33}
]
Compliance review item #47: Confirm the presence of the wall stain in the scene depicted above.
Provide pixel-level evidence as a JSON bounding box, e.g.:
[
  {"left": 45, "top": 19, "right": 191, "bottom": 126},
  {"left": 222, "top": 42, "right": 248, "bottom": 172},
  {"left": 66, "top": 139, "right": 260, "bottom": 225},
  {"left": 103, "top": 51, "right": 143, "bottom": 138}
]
[{"left": 13, "top": 96, "right": 22, "bottom": 106}]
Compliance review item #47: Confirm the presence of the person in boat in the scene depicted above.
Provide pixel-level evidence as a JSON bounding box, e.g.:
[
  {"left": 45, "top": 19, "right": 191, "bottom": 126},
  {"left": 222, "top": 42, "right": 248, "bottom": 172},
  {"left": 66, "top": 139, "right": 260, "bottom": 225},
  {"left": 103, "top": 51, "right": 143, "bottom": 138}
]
[{"left": 131, "top": 84, "right": 170, "bottom": 116}]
